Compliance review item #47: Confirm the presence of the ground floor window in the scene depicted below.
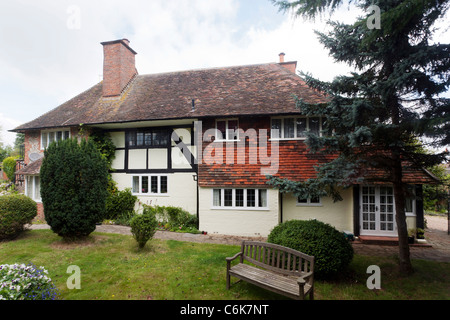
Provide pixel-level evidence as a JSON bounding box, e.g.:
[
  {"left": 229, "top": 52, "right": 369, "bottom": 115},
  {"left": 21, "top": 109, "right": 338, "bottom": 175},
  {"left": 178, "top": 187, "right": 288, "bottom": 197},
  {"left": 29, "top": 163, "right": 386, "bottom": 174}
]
[
  {"left": 25, "top": 175, "right": 41, "bottom": 201},
  {"left": 297, "top": 196, "right": 321, "bottom": 206},
  {"left": 212, "top": 188, "right": 268, "bottom": 209},
  {"left": 132, "top": 175, "right": 168, "bottom": 195}
]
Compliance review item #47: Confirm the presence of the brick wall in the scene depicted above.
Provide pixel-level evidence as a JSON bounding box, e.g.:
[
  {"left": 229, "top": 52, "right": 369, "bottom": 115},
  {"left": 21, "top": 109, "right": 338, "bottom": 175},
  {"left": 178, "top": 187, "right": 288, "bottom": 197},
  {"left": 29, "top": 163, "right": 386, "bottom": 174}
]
[
  {"left": 24, "top": 130, "right": 42, "bottom": 164},
  {"left": 102, "top": 39, "right": 137, "bottom": 97},
  {"left": 197, "top": 116, "right": 339, "bottom": 188},
  {"left": 36, "top": 202, "right": 45, "bottom": 222}
]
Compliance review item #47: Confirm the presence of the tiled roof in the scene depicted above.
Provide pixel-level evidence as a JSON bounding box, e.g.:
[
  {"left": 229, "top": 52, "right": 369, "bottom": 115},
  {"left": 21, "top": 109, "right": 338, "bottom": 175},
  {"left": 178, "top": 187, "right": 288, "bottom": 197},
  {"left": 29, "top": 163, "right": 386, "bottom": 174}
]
[
  {"left": 198, "top": 139, "right": 439, "bottom": 187},
  {"left": 13, "top": 63, "right": 328, "bottom": 131},
  {"left": 15, "top": 158, "right": 43, "bottom": 175}
]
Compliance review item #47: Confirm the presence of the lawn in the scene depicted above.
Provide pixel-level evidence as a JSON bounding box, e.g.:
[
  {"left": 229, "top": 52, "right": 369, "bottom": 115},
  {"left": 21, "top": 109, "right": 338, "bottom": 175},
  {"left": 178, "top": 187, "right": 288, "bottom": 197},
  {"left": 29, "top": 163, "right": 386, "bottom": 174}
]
[{"left": 0, "top": 229, "right": 449, "bottom": 301}]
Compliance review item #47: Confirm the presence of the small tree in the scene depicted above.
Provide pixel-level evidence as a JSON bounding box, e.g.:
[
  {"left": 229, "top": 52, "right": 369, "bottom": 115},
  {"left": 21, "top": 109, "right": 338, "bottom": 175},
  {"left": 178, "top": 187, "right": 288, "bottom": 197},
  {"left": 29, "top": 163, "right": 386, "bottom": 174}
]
[
  {"left": 40, "top": 138, "right": 109, "bottom": 239},
  {"left": 130, "top": 206, "right": 158, "bottom": 249}
]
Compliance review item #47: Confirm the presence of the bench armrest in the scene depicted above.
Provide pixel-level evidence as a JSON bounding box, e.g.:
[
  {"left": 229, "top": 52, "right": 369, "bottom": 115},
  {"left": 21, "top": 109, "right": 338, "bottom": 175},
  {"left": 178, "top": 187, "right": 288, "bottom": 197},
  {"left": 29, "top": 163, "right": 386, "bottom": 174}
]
[
  {"left": 226, "top": 252, "right": 242, "bottom": 263},
  {"left": 226, "top": 252, "right": 242, "bottom": 270},
  {"left": 297, "top": 271, "right": 314, "bottom": 286}
]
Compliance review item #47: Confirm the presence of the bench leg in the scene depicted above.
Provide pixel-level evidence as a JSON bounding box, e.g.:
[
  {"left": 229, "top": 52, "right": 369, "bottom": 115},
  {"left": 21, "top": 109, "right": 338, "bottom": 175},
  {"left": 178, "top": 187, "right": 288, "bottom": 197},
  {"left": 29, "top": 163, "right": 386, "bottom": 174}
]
[{"left": 309, "top": 286, "right": 314, "bottom": 300}]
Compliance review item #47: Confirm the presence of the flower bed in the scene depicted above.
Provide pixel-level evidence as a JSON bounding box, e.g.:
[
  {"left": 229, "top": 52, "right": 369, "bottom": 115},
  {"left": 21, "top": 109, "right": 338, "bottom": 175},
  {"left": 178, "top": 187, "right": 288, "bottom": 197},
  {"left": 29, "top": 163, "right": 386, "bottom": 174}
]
[{"left": 0, "top": 263, "right": 59, "bottom": 300}]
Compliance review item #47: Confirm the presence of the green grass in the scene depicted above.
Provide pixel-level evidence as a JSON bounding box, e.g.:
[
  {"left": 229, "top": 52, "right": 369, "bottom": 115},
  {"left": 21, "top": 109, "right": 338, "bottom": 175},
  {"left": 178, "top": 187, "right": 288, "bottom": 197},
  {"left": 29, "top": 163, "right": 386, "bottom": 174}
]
[{"left": 0, "top": 229, "right": 449, "bottom": 300}]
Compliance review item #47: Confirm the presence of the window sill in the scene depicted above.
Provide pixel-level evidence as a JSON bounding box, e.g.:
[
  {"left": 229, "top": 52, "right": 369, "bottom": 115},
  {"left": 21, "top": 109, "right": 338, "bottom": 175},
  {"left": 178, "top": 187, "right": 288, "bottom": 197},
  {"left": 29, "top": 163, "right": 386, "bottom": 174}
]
[
  {"left": 212, "top": 139, "right": 242, "bottom": 143},
  {"left": 296, "top": 204, "right": 323, "bottom": 207},
  {"left": 269, "top": 138, "right": 307, "bottom": 141},
  {"left": 132, "top": 193, "right": 170, "bottom": 197},
  {"left": 211, "top": 206, "right": 269, "bottom": 211}
]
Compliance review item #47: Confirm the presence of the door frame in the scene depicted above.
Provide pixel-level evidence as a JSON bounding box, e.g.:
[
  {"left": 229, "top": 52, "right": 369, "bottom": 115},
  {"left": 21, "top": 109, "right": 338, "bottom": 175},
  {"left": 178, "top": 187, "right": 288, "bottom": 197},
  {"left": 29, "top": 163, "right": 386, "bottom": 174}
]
[{"left": 359, "top": 185, "right": 397, "bottom": 237}]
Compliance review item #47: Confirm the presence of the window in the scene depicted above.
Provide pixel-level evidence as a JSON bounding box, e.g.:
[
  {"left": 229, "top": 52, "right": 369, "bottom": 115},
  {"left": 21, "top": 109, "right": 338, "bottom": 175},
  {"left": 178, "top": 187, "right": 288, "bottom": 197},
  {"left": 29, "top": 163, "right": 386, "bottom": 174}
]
[
  {"left": 132, "top": 175, "right": 168, "bottom": 195},
  {"left": 405, "top": 185, "right": 415, "bottom": 216},
  {"left": 297, "top": 196, "right": 321, "bottom": 206},
  {"left": 215, "top": 119, "right": 239, "bottom": 141},
  {"left": 41, "top": 129, "right": 70, "bottom": 149},
  {"left": 271, "top": 117, "right": 323, "bottom": 139},
  {"left": 127, "top": 129, "right": 170, "bottom": 147},
  {"left": 213, "top": 189, "right": 222, "bottom": 207},
  {"left": 25, "top": 176, "right": 41, "bottom": 201},
  {"left": 212, "top": 188, "right": 268, "bottom": 209}
]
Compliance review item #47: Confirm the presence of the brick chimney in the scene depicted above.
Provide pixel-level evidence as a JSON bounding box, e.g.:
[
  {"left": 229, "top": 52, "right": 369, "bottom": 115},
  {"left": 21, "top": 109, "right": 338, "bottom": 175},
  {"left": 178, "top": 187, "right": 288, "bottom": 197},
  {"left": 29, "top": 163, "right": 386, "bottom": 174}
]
[
  {"left": 278, "top": 52, "right": 297, "bottom": 73},
  {"left": 101, "top": 39, "right": 138, "bottom": 97}
]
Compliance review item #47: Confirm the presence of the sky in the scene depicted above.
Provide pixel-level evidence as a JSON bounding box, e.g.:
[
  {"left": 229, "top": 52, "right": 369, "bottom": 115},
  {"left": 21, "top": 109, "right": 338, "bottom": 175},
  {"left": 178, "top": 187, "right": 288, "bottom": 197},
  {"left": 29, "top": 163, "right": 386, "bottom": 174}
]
[{"left": 0, "top": 0, "right": 449, "bottom": 147}]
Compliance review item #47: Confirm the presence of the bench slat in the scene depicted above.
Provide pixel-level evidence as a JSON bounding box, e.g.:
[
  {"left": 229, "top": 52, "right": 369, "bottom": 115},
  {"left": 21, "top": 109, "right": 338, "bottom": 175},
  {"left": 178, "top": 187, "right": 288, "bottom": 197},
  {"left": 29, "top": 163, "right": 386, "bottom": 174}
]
[
  {"left": 226, "top": 241, "right": 315, "bottom": 300},
  {"left": 229, "top": 264, "right": 312, "bottom": 300}
]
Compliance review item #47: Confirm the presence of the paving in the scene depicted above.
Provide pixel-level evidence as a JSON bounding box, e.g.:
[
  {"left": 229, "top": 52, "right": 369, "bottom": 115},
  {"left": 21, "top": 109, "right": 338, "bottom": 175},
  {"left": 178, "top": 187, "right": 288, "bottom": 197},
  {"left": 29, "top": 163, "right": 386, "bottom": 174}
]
[{"left": 28, "top": 215, "right": 450, "bottom": 263}]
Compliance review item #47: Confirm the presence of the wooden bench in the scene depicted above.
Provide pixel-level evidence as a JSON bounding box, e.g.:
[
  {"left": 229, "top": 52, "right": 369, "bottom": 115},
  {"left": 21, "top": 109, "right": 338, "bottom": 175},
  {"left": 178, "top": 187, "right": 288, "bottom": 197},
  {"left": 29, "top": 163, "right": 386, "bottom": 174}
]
[{"left": 226, "top": 241, "right": 315, "bottom": 300}]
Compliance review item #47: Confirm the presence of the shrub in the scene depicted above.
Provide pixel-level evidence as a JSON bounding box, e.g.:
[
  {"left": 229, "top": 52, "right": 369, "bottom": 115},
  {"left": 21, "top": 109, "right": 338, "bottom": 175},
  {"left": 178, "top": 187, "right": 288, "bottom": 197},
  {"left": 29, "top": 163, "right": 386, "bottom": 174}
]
[
  {"left": 2, "top": 157, "right": 17, "bottom": 181},
  {"left": 105, "top": 188, "right": 137, "bottom": 220},
  {"left": 268, "top": 219, "right": 354, "bottom": 279},
  {"left": 40, "top": 138, "right": 109, "bottom": 239},
  {"left": 130, "top": 206, "right": 158, "bottom": 249},
  {"left": 151, "top": 205, "right": 198, "bottom": 231},
  {"left": 0, "top": 182, "right": 16, "bottom": 196},
  {"left": 0, "top": 263, "right": 59, "bottom": 300},
  {"left": 0, "top": 194, "right": 37, "bottom": 240}
]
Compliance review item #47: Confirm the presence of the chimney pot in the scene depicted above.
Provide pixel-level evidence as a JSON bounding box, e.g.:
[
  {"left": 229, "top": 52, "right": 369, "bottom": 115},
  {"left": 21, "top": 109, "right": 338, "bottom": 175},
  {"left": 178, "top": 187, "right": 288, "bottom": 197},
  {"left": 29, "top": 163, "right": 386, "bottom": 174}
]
[
  {"left": 279, "top": 52, "right": 285, "bottom": 63},
  {"left": 101, "top": 39, "right": 138, "bottom": 97}
]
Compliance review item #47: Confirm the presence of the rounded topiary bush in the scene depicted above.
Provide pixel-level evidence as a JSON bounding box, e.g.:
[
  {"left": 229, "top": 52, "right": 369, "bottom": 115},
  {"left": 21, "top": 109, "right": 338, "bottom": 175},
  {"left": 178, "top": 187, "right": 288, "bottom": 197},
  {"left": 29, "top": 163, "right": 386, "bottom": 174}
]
[
  {"left": 268, "top": 219, "right": 354, "bottom": 279},
  {"left": 0, "top": 194, "right": 37, "bottom": 240},
  {"left": 130, "top": 208, "right": 158, "bottom": 249}
]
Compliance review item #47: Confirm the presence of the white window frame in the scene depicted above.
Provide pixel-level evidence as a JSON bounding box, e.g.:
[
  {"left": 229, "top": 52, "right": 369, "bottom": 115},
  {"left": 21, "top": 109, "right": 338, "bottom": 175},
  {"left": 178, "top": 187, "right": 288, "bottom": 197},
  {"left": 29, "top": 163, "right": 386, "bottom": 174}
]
[
  {"left": 215, "top": 118, "right": 240, "bottom": 142},
  {"left": 40, "top": 129, "right": 71, "bottom": 150},
  {"left": 25, "top": 175, "right": 41, "bottom": 202},
  {"left": 271, "top": 116, "right": 323, "bottom": 140},
  {"left": 296, "top": 196, "right": 322, "bottom": 207},
  {"left": 131, "top": 175, "right": 169, "bottom": 196},
  {"left": 212, "top": 188, "right": 268, "bottom": 210}
]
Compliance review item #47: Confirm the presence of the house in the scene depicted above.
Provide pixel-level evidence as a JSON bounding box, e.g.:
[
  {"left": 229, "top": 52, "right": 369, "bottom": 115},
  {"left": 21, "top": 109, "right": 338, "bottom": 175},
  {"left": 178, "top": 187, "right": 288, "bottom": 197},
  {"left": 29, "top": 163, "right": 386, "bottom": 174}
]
[{"left": 12, "top": 39, "right": 437, "bottom": 238}]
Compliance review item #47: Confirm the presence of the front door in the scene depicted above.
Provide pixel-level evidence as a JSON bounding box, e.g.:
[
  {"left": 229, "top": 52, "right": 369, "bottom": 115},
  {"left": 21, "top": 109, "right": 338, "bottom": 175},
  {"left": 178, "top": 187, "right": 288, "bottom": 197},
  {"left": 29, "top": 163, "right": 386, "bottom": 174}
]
[{"left": 360, "top": 186, "right": 397, "bottom": 236}]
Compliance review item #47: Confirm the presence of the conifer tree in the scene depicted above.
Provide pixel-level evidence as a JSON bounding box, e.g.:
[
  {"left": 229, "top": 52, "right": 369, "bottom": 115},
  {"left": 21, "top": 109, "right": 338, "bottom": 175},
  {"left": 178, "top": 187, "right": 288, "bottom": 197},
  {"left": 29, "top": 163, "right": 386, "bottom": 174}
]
[
  {"left": 269, "top": 0, "right": 450, "bottom": 274},
  {"left": 40, "top": 138, "right": 109, "bottom": 239}
]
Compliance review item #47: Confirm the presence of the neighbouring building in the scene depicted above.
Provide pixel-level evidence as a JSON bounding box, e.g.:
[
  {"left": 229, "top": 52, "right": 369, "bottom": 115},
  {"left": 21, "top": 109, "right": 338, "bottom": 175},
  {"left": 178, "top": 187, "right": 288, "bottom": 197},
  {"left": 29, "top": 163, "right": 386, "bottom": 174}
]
[{"left": 12, "top": 39, "right": 437, "bottom": 239}]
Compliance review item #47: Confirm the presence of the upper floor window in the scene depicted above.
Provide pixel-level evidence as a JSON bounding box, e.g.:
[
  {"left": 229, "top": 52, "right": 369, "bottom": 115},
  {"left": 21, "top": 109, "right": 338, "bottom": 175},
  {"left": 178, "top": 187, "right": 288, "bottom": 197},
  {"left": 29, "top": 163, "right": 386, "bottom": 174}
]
[
  {"left": 127, "top": 129, "right": 170, "bottom": 147},
  {"left": 41, "top": 129, "right": 70, "bottom": 149},
  {"left": 271, "top": 117, "right": 323, "bottom": 140},
  {"left": 215, "top": 119, "right": 239, "bottom": 141}
]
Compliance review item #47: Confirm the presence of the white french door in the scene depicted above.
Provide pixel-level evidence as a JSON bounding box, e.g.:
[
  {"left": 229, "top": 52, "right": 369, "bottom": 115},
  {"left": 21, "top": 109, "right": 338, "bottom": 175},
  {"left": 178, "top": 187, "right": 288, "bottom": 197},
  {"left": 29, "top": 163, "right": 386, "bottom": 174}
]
[{"left": 360, "top": 186, "right": 397, "bottom": 236}]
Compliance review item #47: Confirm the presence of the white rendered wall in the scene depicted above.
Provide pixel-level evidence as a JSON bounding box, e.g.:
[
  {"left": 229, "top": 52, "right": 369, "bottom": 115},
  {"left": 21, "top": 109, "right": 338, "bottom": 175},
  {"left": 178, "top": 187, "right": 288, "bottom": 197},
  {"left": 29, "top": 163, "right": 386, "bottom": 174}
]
[
  {"left": 111, "top": 172, "right": 198, "bottom": 215},
  {"left": 282, "top": 187, "right": 354, "bottom": 232},
  {"left": 198, "top": 188, "right": 280, "bottom": 237}
]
